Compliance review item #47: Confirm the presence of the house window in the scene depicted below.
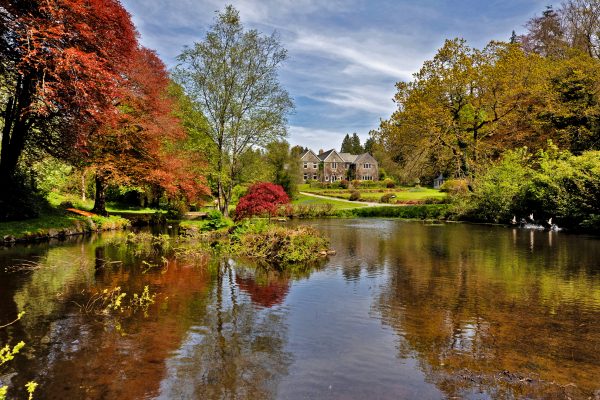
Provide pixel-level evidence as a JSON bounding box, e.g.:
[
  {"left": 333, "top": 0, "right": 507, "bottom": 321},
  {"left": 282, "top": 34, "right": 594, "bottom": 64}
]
[
  {"left": 313, "top": 162, "right": 318, "bottom": 168},
  {"left": 303, "top": 162, "right": 308, "bottom": 169},
  {"left": 331, "top": 175, "right": 336, "bottom": 182},
  {"left": 364, "top": 163, "right": 371, "bottom": 169},
  {"left": 313, "top": 174, "right": 317, "bottom": 180},
  {"left": 332, "top": 162, "right": 337, "bottom": 169},
  {"left": 325, "top": 175, "right": 329, "bottom": 182},
  {"left": 303, "top": 173, "right": 308, "bottom": 181},
  {"left": 362, "top": 175, "right": 372, "bottom": 181}
]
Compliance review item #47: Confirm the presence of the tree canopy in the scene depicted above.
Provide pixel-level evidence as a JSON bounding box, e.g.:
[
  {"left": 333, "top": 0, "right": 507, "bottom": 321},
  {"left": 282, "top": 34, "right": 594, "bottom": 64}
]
[
  {"left": 340, "top": 133, "right": 364, "bottom": 154},
  {"left": 175, "top": 5, "right": 293, "bottom": 216},
  {"left": 0, "top": 0, "right": 139, "bottom": 218},
  {"left": 0, "top": 0, "right": 210, "bottom": 219}
]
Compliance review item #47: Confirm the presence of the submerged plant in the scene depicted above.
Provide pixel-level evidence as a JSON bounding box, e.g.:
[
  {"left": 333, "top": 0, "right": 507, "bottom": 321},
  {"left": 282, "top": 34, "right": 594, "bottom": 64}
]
[
  {"left": 76, "top": 285, "right": 157, "bottom": 317},
  {"left": 130, "top": 286, "right": 156, "bottom": 317}
]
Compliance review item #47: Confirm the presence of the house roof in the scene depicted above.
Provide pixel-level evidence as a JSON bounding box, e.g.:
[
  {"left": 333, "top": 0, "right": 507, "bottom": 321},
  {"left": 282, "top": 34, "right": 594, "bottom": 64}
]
[
  {"left": 303, "top": 148, "right": 377, "bottom": 164},
  {"left": 318, "top": 149, "right": 344, "bottom": 162},
  {"left": 339, "top": 153, "right": 358, "bottom": 163},
  {"left": 317, "top": 149, "right": 335, "bottom": 161}
]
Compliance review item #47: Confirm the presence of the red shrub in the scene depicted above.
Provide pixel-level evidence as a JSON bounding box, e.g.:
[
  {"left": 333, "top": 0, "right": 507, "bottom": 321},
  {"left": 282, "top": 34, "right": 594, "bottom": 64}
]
[{"left": 235, "top": 182, "right": 290, "bottom": 220}]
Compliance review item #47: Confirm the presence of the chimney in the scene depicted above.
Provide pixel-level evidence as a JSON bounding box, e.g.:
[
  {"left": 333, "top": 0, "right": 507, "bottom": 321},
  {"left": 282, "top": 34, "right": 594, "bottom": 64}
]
[{"left": 318, "top": 149, "right": 324, "bottom": 155}]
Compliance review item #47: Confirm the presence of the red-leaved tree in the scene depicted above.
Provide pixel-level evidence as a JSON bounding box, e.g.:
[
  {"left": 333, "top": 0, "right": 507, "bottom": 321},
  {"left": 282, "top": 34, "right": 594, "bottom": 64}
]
[
  {"left": 234, "top": 182, "right": 290, "bottom": 221},
  {"left": 0, "top": 0, "right": 138, "bottom": 218},
  {"left": 88, "top": 47, "right": 209, "bottom": 214}
]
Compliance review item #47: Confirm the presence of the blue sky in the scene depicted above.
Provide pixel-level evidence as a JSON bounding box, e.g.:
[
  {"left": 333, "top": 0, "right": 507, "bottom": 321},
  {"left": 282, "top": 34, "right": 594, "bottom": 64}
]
[{"left": 121, "top": 0, "right": 548, "bottom": 151}]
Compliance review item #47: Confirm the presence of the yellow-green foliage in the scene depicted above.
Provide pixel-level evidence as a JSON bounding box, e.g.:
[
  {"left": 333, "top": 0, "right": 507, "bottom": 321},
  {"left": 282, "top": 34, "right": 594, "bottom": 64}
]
[
  {"left": 0, "top": 312, "right": 37, "bottom": 400},
  {"left": 0, "top": 341, "right": 25, "bottom": 367},
  {"left": 453, "top": 145, "right": 600, "bottom": 229},
  {"left": 130, "top": 286, "right": 156, "bottom": 316},
  {"left": 77, "top": 285, "right": 156, "bottom": 317}
]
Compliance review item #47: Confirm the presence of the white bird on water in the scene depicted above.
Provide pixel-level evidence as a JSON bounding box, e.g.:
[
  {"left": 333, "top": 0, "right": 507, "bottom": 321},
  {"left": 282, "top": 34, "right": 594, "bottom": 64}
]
[
  {"left": 529, "top": 213, "right": 534, "bottom": 222},
  {"left": 547, "top": 218, "right": 552, "bottom": 226},
  {"left": 511, "top": 216, "right": 517, "bottom": 225}
]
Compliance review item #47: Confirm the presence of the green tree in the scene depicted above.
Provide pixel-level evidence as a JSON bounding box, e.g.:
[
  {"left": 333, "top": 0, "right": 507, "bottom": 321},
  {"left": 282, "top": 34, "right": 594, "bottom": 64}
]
[
  {"left": 340, "top": 134, "right": 352, "bottom": 153},
  {"left": 265, "top": 140, "right": 300, "bottom": 197},
  {"left": 364, "top": 135, "right": 376, "bottom": 154},
  {"left": 237, "top": 148, "right": 270, "bottom": 184},
  {"left": 379, "top": 39, "right": 547, "bottom": 180},
  {"left": 175, "top": 6, "right": 293, "bottom": 216},
  {"left": 541, "top": 54, "right": 600, "bottom": 152},
  {"left": 350, "top": 133, "right": 363, "bottom": 153},
  {"left": 290, "top": 145, "right": 306, "bottom": 158}
]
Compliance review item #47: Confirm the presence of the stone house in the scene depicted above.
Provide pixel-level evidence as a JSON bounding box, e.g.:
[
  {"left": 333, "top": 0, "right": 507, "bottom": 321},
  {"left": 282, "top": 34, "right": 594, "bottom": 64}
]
[{"left": 300, "top": 148, "right": 379, "bottom": 183}]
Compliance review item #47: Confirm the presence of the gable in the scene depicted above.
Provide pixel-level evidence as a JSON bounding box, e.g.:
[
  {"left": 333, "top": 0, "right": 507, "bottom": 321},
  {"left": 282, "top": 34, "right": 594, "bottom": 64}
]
[
  {"left": 322, "top": 150, "right": 344, "bottom": 163},
  {"left": 300, "top": 150, "right": 320, "bottom": 162},
  {"left": 339, "top": 153, "right": 358, "bottom": 163},
  {"left": 355, "top": 153, "right": 377, "bottom": 165}
]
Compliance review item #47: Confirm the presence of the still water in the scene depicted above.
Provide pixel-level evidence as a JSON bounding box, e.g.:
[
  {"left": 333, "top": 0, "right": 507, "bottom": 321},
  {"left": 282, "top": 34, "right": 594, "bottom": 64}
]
[{"left": 1, "top": 219, "right": 600, "bottom": 399}]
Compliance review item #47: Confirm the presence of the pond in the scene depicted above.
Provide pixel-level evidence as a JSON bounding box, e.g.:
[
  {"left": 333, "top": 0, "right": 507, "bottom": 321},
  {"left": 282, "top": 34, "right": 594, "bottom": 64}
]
[{"left": 1, "top": 219, "right": 600, "bottom": 399}]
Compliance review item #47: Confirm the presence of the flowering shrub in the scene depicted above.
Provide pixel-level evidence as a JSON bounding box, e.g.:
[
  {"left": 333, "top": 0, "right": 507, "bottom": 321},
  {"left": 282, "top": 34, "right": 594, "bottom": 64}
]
[{"left": 235, "top": 182, "right": 290, "bottom": 220}]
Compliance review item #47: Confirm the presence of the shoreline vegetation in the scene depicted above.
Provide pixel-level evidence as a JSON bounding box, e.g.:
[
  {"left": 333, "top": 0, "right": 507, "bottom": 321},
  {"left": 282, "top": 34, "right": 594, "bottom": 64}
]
[
  {"left": 6, "top": 177, "right": 596, "bottom": 245},
  {"left": 0, "top": 211, "right": 130, "bottom": 244}
]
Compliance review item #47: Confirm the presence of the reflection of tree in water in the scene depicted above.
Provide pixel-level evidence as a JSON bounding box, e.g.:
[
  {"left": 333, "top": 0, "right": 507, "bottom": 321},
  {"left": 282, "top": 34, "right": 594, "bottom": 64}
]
[
  {"left": 157, "top": 259, "right": 292, "bottom": 400},
  {"left": 235, "top": 266, "right": 290, "bottom": 308},
  {"left": 374, "top": 224, "right": 600, "bottom": 399},
  {"left": 9, "top": 244, "right": 216, "bottom": 399},
  {"left": 3, "top": 237, "right": 295, "bottom": 400}
]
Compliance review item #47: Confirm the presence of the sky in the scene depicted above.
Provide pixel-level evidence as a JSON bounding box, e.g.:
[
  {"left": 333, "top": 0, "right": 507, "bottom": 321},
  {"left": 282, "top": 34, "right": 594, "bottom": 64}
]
[{"left": 121, "top": 0, "right": 548, "bottom": 151}]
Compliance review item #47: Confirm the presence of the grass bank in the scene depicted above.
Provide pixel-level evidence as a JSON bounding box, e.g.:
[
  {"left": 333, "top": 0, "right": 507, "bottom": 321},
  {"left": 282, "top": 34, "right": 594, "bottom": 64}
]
[
  {"left": 0, "top": 212, "right": 130, "bottom": 243},
  {"left": 47, "top": 192, "right": 162, "bottom": 214}
]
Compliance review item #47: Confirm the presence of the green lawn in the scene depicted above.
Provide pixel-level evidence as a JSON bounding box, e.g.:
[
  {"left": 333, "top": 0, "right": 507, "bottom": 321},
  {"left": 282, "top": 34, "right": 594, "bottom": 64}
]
[
  {"left": 0, "top": 214, "right": 82, "bottom": 238},
  {"left": 298, "top": 184, "right": 446, "bottom": 204},
  {"left": 293, "top": 194, "right": 368, "bottom": 210},
  {"left": 0, "top": 212, "right": 130, "bottom": 239},
  {"left": 47, "top": 192, "right": 162, "bottom": 214}
]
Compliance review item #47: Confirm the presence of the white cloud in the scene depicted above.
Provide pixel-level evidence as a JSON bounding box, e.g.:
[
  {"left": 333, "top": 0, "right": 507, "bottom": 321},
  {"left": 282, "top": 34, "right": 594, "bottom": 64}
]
[
  {"left": 122, "top": 0, "right": 550, "bottom": 149},
  {"left": 292, "top": 31, "right": 415, "bottom": 80},
  {"left": 287, "top": 126, "right": 347, "bottom": 150}
]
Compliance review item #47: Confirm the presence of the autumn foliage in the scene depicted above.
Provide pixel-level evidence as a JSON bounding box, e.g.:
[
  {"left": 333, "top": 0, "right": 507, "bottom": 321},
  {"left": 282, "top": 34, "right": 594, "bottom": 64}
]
[
  {"left": 0, "top": 0, "right": 137, "bottom": 169},
  {"left": 0, "top": 0, "right": 209, "bottom": 218},
  {"left": 234, "top": 182, "right": 290, "bottom": 220},
  {"left": 89, "top": 46, "right": 208, "bottom": 213}
]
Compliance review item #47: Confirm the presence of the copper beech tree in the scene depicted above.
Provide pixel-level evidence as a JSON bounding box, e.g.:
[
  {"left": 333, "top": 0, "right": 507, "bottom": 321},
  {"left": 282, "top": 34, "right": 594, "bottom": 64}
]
[
  {"left": 88, "top": 47, "right": 208, "bottom": 215},
  {"left": 0, "top": 0, "right": 208, "bottom": 217},
  {"left": 0, "top": 0, "right": 137, "bottom": 215}
]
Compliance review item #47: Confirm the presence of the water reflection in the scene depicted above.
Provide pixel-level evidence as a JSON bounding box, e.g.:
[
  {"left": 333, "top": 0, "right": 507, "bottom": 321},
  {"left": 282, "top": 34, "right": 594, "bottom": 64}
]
[
  {"left": 0, "top": 233, "right": 296, "bottom": 399},
  {"left": 1, "top": 221, "right": 600, "bottom": 399},
  {"left": 367, "top": 221, "right": 600, "bottom": 399}
]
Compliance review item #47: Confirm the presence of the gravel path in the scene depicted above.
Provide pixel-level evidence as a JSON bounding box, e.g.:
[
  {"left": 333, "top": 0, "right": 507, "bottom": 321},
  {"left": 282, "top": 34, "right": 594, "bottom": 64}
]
[{"left": 299, "top": 191, "right": 398, "bottom": 207}]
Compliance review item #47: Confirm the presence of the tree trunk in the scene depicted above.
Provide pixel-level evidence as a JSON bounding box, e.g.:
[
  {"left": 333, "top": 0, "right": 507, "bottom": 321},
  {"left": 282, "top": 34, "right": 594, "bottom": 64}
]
[
  {"left": 91, "top": 172, "right": 108, "bottom": 216},
  {"left": 0, "top": 75, "right": 33, "bottom": 188},
  {"left": 81, "top": 173, "right": 86, "bottom": 201},
  {"left": 220, "top": 184, "right": 230, "bottom": 217}
]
